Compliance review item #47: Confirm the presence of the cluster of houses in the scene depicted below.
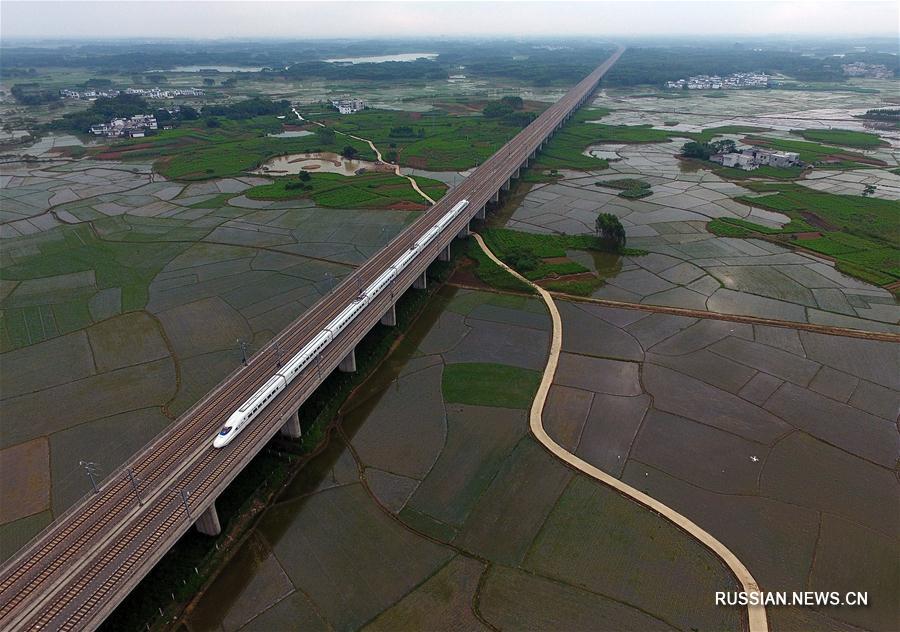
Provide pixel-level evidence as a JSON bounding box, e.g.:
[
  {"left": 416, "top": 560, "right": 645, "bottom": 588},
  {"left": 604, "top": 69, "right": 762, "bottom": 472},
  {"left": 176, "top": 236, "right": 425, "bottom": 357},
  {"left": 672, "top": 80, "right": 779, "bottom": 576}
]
[
  {"left": 60, "top": 87, "right": 205, "bottom": 100},
  {"left": 841, "top": 63, "right": 894, "bottom": 79},
  {"left": 710, "top": 148, "right": 803, "bottom": 171},
  {"left": 330, "top": 96, "right": 366, "bottom": 114},
  {"left": 666, "top": 72, "right": 770, "bottom": 90},
  {"left": 89, "top": 114, "right": 158, "bottom": 138}
]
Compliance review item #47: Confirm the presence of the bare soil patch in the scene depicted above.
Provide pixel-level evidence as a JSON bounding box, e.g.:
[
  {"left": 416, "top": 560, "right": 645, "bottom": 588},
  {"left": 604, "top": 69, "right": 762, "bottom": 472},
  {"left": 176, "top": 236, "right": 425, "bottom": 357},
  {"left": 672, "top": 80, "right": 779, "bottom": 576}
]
[{"left": 0, "top": 437, "right": 50, "bottom": 523}]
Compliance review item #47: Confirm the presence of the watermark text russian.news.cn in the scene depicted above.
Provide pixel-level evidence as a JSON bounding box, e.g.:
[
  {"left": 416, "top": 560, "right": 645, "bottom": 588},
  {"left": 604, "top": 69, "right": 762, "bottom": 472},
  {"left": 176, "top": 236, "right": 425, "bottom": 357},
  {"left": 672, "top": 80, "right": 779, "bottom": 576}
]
[{"left": 716, "top": 592, "right": 869, "bottom": 607}]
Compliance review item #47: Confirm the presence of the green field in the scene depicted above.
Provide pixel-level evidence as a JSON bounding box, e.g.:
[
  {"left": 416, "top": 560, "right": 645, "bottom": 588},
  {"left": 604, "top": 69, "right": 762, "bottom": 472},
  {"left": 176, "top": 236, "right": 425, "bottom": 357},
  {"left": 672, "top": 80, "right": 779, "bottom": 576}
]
[
  {"left": 792, "top": 128, "right": 888, "bottom": 149},
  {"left": 480, "top": 227, "right": 601, "bottom": 259},
  {"left": 441, "top": 362, "right": 541, "bottom": 408},
  {"left": 474, "top": 228, "right": 643, "bottom": 293},
  {"left": 0, "top": 219, "right": 198, "bottom": 350},
  {"left": 713, "top": 164, "right": 806, "bottom": 181},
  {"left": 464, "top": 240, "right": 534, "bottom": 294},
  {"left": 728, "top": 183, "right": 900, "bottom": 285},
  {"left": 542, "top": 277, "right": 605, "bottom": 296},
  {"left": 531, "top": 111, "right": 766, "bottom": 171},
  {"left": 596, "top": 178, "right": 653, "bottom": 198},
  {"left": 480, "top": 228, "right": 596, "bottom": 280},
  {"left": 83, "top": 116, "right": 377, "bottom": 180},
  {"left": 684, "top": 125, "right": 770, "bottom": 143},
  {"left": 245, "top": 172, "right": 446, "bottom": 208},
  {"left": 533, "top": 109, "right": 669, "bottom": 170},
  {"left": 305, "top": 107, "right": 531, "bottom": 171},
  {"left": 742, "top": 135, "right": 882, "bottom": 167},
  {"left": 740, "top": 183, "right": 898, "bottom": 244}
]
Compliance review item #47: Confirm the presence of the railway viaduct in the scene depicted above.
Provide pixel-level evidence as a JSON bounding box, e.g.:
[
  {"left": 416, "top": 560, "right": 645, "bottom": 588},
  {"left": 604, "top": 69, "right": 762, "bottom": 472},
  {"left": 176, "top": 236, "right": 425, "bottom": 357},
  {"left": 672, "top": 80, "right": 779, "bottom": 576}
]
[{"left": 0, "top": 46, "right": 624, "bottom": 630}]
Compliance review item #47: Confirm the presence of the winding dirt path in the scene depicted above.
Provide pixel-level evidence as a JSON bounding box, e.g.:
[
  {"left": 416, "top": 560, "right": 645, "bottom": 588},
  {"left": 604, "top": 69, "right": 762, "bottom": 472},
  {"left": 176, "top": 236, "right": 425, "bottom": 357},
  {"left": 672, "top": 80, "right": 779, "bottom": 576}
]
[
  {"left": 292, "top": 108, "right": 435, "bottom": 204},
  {"left": 472, "top": 232, "right": 769, "bottom": 632}
]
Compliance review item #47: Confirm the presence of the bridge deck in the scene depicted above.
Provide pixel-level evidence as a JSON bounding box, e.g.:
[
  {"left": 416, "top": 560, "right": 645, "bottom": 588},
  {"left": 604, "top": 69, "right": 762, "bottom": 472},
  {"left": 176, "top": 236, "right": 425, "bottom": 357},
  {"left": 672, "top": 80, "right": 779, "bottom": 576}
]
[{"left": 0, "top": 47, "right": 624, "bottom": 631}]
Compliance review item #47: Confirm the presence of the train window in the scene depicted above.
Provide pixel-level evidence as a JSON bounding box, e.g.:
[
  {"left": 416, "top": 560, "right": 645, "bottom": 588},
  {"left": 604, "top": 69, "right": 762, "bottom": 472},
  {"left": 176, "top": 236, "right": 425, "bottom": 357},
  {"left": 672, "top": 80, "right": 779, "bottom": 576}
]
[{"left": 219, "top": 426, "right": 232, "bottom": 436}]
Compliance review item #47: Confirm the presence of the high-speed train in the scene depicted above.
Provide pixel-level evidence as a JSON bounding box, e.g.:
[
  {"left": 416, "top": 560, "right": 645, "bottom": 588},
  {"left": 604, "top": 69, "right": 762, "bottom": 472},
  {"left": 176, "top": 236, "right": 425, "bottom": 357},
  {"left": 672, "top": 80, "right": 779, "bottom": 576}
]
[{"left": 213, "top": 199, "right": 470, "bottom": 448}]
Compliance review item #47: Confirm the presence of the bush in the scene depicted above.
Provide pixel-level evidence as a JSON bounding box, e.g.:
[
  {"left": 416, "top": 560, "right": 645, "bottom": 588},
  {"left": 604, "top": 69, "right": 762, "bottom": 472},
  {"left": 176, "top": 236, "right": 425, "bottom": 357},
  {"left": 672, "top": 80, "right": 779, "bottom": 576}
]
[
  {"left": 681, "top": 141, "right": 711, "bottom": 160},
  {"left": 502, "top": 246, "right": 539, "bottom": 272},
  {"left": 316, "top": 127, "right": 336, "bottom": 145},
  {"left": 595, "top": 213, "right": 626, "bottom": 250},
  {"left": 500, "top": 95, "right": 524, "bottom": 109}
]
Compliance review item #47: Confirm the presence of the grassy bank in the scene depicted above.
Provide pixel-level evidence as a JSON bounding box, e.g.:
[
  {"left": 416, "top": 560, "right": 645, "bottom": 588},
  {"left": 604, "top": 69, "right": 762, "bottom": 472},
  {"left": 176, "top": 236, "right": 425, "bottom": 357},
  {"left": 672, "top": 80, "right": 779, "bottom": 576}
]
[
  {"left": 304, "top": 106, "right": 537, "bottom": 171},
  {"left": 82, "top": 116, "right": 377, "bottom": 180},
  {"left": 245, "top": 171, "right": 446, "bottom": 208},
  {"left": 742, "top": 135, "right": 883, "bottom": 168},
  {"left": 792, "top": 128, "right": 887, "bottom": 149},
  {"left": 712, "top": 184, "right": 900, "bottom": 286}
]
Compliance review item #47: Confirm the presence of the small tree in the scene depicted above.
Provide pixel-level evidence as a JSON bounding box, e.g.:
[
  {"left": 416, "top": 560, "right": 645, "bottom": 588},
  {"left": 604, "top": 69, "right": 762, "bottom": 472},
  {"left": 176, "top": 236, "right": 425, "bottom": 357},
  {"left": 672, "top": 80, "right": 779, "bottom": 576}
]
[
  {"left": 315, "top": 127, "right": 335, "bottom": 145},
  {"left": 500, "top": 95, "right": 524, "bottom": 110},
  {"left": 595, "top": 213, "right": 626, "bottom": 250},
  {"left": 711, "top": 139, "right": 736, "bottom": 154},
  {"left": 341, "top": 145, "right": 359, "bottom": 159},
  {"left": 680, "top": 141, "right": 711, "bottom": 160}
]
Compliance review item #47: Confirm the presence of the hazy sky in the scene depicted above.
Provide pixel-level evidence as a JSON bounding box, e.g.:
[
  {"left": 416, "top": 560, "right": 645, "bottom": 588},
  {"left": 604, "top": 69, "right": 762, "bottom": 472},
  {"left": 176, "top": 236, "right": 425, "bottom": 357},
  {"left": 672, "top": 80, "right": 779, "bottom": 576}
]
[{"left": 2, "top": 1, "right": 898, "bottom": 40}]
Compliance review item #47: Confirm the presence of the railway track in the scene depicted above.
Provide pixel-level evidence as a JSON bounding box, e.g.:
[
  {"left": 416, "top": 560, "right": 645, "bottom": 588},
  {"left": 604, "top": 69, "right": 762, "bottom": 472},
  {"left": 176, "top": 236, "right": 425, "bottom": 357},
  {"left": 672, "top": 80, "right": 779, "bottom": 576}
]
[{"left": 0, "top": 47, "right": 625, "bottom": 630}]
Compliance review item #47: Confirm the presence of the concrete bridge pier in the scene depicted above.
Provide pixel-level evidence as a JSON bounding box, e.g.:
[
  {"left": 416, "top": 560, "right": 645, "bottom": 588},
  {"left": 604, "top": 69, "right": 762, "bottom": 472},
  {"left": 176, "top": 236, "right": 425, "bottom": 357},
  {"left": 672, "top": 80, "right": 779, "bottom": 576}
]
[
  {"left": 491, "top": 191, "right": 500, "bottom": 204},
  {"left": 513, "top": 167, "right": 521, "bottom": 178},
  {"left": 475, "top": 206, "right": 486, "bottom": 220},
  {"left": 457, "top": 221, "right": 471, "bottom": 238},
  {"left": 280, "top": 409, "right": 301, "bottom": 439},
  {"left": 338, "top": 347, "right": 357, "bottom": 373},
  {"left": 501, "top": 179, "right": 511, "bottom": 192},
  {"left": 380, "top": 303, "right": 397, "bottom": 326},
  {"left": 413, "top": 270, "right": 427, "bottom": 290},
  {"left": 196, "top": 502, "right": 221, "bottom": 536},
  {"left": 438, "top": 244, "right": 451, "bottom": 261}
]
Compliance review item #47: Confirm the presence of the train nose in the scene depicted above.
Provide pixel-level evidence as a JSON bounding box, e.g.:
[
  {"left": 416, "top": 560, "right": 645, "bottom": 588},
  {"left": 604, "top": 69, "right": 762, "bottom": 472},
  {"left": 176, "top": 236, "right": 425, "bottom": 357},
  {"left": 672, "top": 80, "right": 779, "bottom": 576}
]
[{"left": 213, "top": 435, "right": 227, "bottom": 449}]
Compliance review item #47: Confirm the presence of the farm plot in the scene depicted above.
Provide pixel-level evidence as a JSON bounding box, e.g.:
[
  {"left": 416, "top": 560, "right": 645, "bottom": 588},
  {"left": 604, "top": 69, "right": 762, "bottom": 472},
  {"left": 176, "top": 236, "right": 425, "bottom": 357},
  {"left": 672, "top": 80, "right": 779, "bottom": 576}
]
[
  {"left": 546, "top": 302, "right": 900, "bottom": 632},
  {"left": 187, "top": 287, "right": 745, "bottom": 631},
  {"left": 0, "top": 158, "right": 428, "bottom": 551},
  {"left": 506, "top": 170, "right": 899, "bottom": 330}
]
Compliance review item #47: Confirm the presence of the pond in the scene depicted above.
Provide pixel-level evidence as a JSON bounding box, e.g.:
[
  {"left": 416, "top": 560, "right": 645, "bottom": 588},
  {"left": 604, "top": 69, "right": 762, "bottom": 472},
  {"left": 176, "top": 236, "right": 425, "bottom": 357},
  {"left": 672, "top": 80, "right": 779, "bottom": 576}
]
[
  {"left": 251, "top": 152, "right": 384, "bottom": 176},
  {"left": 582, "top": 143, "right": 625, "bottom": 160},
  {"left": 266, "top": 130, "right": 314, "bottom": 139}
]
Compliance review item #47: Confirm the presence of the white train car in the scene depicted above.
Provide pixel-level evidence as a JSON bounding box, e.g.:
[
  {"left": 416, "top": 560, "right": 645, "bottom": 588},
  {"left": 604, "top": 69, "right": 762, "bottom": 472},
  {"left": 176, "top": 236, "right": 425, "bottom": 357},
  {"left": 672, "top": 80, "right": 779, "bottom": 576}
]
[{"left": 213, "top": 199, "right": 469, "bottom": 448}]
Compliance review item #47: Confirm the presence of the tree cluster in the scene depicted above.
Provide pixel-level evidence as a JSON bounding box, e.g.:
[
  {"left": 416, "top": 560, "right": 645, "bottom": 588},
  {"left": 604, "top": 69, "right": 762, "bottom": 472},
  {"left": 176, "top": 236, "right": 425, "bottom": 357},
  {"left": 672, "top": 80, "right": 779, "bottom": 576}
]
[
  {"left": 203, "top": 97, "right": 291, "bottom": 120},
  {"left": 316, "top": 127, "right": 336, "bottom": 145},
  {"left": 680, "top": 139, "right": 736, "bottom": 160},
  {"left": 482, "top": 100, "right": 538, "bottom": 128},
  {"left": 48, "top": 93, "right": 149, "bottom": 131},
  {"left": 595, "top": 213, "right": 626, "bottom": 250},
  {"left": 388, "top": 125, "right": 425, "bottom": 138},
  {"left": 10, "top": 83, "right": 59, "bottom": 105},
  {"left": 857, "top": 108, "right": 900, "bottom": 121}
]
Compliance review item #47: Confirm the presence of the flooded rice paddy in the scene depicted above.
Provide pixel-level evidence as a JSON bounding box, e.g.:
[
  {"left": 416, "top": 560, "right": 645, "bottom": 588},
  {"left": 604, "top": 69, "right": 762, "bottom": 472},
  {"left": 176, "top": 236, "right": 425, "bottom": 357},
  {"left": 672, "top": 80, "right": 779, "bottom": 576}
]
[{"left": 251, "top": 152, "right": 385, "bottom": 176}]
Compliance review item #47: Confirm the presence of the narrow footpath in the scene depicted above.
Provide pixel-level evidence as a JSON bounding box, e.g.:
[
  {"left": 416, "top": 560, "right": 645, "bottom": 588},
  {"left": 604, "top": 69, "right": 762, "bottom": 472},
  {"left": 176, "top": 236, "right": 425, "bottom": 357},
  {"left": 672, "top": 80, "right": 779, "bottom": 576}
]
[
  {"left": 472, "top": 233, "right": 769, "bottom": 632},
  {"left": 292, "top": 108, "right": 436, "bottom": 204}
]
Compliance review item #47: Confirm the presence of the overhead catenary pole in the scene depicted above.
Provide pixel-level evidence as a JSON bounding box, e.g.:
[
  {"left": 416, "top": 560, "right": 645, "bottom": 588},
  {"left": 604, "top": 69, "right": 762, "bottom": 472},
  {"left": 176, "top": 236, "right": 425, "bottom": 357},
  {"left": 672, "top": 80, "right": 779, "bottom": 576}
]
[
  {"left": 79, "top": 460, "right": 99, "bottom": 494},
  {"left": 125, "top": 468, "right": 143, "bottom": 506},
  {"left": 237, "top": 339, "right": 248, "bottom": 366},
  {"left": 179, "top": 489, "right": 191, "bottom": 519}
]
